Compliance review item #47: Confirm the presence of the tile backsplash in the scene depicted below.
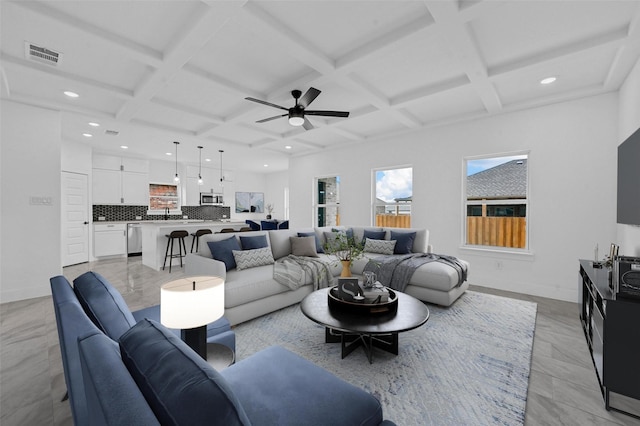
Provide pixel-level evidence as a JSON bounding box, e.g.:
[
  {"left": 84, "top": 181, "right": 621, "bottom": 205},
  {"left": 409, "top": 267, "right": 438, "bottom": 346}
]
[{"left": 93, "top": 205, "right": 231, "bottom": 222}]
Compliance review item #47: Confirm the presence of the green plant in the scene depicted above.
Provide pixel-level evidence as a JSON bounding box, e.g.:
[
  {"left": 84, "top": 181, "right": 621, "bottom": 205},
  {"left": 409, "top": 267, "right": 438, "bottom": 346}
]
[{"left": 323, "top": 230, "right": 365, "bottom": 263}]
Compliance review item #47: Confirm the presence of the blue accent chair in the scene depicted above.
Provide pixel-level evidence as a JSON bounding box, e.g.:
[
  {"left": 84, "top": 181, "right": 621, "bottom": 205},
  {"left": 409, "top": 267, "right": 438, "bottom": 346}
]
[
  {"left": 245, "top": 220, "right": 260, "bottom": 231},
  {"left": 277, "top": 220, "right": 289, "bottom": 230},
  {"left": 260, "top": 220, "right": 278, "bottom": 230}
]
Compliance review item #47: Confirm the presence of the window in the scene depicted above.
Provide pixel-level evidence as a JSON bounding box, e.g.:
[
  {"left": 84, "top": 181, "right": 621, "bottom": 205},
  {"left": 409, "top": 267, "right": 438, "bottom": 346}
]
[
  {"left": 373, "top": 167, "right": 412, "bottom": 228},
  {"left": 464, "top": 153, "right": 528, "bottom": 249},
  {"left": 149, "top": 183, "right": 180, "bottom": 212},
  {"left": 315, "top": 176, "right": 340, "bottom": 226}
]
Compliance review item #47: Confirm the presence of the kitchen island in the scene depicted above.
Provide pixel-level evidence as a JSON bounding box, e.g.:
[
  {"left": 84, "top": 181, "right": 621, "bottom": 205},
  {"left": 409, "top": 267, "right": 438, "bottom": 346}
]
[{"left": 141, "top": 220, "right": 245, "bottom": 271}]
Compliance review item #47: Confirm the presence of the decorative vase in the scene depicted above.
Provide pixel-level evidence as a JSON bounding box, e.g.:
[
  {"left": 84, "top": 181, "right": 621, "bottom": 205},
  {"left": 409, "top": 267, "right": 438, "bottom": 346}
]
[{"left": 340, "top": 260, "right": 352, "bottom": 277}]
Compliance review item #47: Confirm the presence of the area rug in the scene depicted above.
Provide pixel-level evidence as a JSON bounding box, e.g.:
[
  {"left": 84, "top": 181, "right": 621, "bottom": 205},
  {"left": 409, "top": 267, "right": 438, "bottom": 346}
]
[{"left": 233, "top": 290, "right": 537, "bottom": 425}]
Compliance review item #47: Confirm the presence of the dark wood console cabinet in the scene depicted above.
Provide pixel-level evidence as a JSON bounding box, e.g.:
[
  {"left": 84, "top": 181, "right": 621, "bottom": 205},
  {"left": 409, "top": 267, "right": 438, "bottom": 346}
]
[{"left": 579, "top": 260, "right": 640, "bottom": 418}]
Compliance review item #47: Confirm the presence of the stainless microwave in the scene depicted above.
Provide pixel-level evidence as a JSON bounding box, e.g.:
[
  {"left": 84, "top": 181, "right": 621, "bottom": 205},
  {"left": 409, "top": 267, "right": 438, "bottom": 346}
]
[{"left": 200, "top": 193, "right": 222, "bottom": 205}]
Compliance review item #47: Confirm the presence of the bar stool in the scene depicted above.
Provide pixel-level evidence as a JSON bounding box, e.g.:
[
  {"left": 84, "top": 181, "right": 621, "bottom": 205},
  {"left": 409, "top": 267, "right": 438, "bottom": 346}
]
[
  {"left": 163, "top": 230, "right": 188, "bottom": 272},
  {"left": 190, "top": 229, "right": 213, "bottom": 253}
]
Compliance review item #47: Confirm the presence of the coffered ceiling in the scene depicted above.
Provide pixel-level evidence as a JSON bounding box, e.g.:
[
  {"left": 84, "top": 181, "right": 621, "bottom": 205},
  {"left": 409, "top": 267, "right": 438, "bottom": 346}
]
[{"left": 1, "top": 1, "right": 639, "bottom": 173}]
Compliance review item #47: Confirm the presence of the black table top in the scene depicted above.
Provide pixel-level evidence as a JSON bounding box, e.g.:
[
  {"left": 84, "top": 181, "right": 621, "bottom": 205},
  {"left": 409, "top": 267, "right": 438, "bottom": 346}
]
[{"left": 300, "top": 287, "right": 430, "bottom": 335}]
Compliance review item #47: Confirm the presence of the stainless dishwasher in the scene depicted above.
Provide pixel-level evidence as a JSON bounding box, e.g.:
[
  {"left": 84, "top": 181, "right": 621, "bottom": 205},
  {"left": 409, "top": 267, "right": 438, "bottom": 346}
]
[{"left": 127, "top": 223, "right": 142, "bottom": 256}]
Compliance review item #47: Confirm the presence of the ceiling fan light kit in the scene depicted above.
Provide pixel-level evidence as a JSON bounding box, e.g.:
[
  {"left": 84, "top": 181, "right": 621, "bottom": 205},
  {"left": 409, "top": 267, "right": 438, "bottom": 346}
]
[{"left": 246, "top": 87, "right": 349, "bottom": 130}]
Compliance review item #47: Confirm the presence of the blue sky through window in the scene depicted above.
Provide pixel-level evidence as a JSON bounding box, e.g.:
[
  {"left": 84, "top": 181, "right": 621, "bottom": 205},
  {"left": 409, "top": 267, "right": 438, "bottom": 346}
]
[{"left": 376, "top": 167, "right": 412, "bottom": 203}]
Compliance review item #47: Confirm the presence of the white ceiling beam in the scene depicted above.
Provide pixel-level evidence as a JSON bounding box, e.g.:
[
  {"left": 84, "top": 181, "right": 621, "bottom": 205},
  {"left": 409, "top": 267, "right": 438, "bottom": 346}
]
[
  {"left": 489, "top": 26, "right": 629, "bottom": 78},
  {"left": 242, "top": 2, "right": 335, "bottom": 75},
  {"left": 182, "top": 63, "right": 262, "bottom": 99},
  {"left": 391, "top": 75, "right": 471, "bottom": 107},
  {"left": 116, "top": 1, "right": 247, "bottom": 121},
  {"left": 150, "top": 98, "right": 224, "bottom": 124},
  {"left": 458, "top": 0, "right": 508, "bottom": 23},
  {"left": 5, "top": 91, "right": 116, "bottom": 119},
  {"left": 604, "top": 10, "right": 640, "bottom": 90},
  {"left": 424, "top": 1, "right": 502, "bottom": 114},
  {"left": 12, "top": 1, "right": 163, "bottom": 68}
]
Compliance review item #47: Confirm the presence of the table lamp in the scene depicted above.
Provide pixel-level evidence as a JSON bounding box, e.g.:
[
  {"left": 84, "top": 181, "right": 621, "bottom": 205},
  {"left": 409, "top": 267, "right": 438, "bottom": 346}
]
[{"left": 161, "top": 276, "right": 224, "bottom": 360}]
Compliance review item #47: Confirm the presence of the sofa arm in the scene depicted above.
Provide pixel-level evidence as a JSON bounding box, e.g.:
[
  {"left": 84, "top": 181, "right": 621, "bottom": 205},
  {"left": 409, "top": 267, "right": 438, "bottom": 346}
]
[{"left": 185, "top": 253, "right": 227, "bottom": 279}]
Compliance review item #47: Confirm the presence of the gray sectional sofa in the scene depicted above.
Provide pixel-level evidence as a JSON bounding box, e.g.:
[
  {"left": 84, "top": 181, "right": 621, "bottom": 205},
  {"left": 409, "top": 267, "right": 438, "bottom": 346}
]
[
  {"left": 51, "top": 272, "right": 395, "bottom": 425},
  {"left": 186, "top": 225, "right": 469, "bottom": 326}
]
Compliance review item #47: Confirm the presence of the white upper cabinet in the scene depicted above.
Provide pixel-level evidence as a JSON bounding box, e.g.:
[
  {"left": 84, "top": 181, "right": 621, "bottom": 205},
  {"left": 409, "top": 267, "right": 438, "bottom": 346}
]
[{"left": 92, "top": 154, "right": 149, "bottom": 205}]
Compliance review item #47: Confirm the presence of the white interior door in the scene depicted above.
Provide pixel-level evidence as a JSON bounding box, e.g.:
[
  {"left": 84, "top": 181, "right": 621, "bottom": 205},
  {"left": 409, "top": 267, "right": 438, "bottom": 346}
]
[{"left": 62, "top": 171, "right": 89, "bottom": 266}]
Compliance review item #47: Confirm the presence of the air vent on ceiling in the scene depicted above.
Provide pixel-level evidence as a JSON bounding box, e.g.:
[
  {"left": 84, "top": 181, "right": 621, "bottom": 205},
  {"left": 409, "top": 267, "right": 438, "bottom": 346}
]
[
  {"left": 105, "top": 130, "right": 120, "bottom": 136},
  {"left": 24, "top": 42, "right": 62, "bottom": 66}
]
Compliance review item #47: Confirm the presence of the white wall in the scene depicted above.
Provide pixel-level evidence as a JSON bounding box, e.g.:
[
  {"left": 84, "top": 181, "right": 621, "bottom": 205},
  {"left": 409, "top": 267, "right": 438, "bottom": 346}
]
[
  {"left": 617, "top": 57, "right": 640, "bottom": 257},
  {"left": 289, "top": 93, "right": 619, "bottom": 302},
  {"left": 1, "top": 100, "right": 62, "bottom": 303},
  {"left": 265, "top": 171, "right": 289, "bottom": 220}
]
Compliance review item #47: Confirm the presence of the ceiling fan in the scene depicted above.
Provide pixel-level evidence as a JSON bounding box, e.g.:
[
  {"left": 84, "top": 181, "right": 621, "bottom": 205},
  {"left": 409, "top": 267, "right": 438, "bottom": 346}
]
[{"left": 245, "top": 87, "right": 349, "bottom": 130}]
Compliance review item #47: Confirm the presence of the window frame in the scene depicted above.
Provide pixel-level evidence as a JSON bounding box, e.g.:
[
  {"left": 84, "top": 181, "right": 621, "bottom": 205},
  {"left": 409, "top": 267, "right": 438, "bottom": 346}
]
[
  {"left": 462, "top": 151, "right": 531, "bottom": 253},
  {"left": 372, "top": 165, "right": 412, "bottom": 228},
  {"left": 314, "top": 175, "right": 340, "bottom": 227},
  {"left": 147, "top": 182, "right": 182, "bottom": 215}
]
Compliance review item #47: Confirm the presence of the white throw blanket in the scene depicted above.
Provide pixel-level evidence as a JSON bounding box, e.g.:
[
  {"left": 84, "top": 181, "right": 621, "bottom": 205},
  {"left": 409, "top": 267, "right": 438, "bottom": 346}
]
[{"left": 273, "top": 255, "right": 333, "bottom": 291}]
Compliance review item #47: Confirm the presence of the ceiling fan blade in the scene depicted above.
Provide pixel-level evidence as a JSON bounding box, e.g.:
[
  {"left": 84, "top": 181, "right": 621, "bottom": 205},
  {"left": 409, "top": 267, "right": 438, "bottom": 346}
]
[
  {"left": 298, "top": 87, "right": 321, "bottom": 108},
  {"left": 256, "top": 114, "right": 287, "bottom": 123},
  {"left": 245, "top": 97, "right": 288, "bottom": 111},
  {"left": 302, "top": 118, "right": 314, "bottom": 130},
  {"left": 305, "top": 110, "right": 350, "bottom": 118}
]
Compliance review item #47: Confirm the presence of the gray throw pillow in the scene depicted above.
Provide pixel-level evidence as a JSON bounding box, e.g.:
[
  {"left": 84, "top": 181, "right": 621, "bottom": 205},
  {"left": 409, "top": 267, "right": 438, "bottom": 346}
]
[
  {"left": 364, "top": 238, "right": 396, "bottom": 255},
  {"left": 290, "top": 236, "right": 319, "bottom": 257},
  {"left": 232, "top": 247, "right": 274, "bottom": 270}
]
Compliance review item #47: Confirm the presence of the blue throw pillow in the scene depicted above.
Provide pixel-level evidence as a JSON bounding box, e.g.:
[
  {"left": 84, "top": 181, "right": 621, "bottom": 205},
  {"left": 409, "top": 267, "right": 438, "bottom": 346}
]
[
  {"left": 362, "top": 229, "right": 385, "bottom": 243},
  {"left": 298, "top": 232, "right": 324, "bottom": 253},
  {"left": 391, "top": 231, "right": 416, "bottom": 254},
  {"left": 239, "top": 235, "right": 268, "bottom": 250},
  {"left": 119, "top": 319, "right": 251, "bottom": 426},
  {"left": 207, "top": 236, "right": 241, "bottom": 270}
]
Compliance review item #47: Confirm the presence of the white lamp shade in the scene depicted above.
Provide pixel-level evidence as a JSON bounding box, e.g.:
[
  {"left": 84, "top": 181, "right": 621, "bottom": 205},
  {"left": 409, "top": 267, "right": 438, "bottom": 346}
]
[
  {"left": 288, "top": 116, "right": 304, "bottom": 126},
  {"left": 161, "top": 276, "right": 224, "bottom": 329}
]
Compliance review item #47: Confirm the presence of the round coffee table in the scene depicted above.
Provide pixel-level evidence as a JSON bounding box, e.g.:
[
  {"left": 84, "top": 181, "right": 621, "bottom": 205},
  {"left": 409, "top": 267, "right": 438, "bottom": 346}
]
[{"left": 300, "top": 287, "right": 430, "bottom": 363}]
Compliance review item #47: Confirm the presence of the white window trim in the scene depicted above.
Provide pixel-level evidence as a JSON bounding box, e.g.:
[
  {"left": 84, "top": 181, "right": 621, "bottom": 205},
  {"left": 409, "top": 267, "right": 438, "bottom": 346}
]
[
  {"left": 462, "top": 151, "right": 531, "bottom": 253},
  {"left": 314, "top": 175, "right": 340, "bottom": 227},
  {"left": 147, "top": 182, "right": 182, "bottom": 216}
]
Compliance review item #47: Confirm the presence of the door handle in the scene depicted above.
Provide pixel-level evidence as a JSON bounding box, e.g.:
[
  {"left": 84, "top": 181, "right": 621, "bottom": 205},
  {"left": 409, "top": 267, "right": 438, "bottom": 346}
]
[{"left": 83, "top": 221, "right": 89, "bottom": 225}]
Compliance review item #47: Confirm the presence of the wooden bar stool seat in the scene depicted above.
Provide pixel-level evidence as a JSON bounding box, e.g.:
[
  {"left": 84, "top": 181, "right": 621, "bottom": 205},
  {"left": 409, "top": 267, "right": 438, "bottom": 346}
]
[
  {"left": 190, "top": 228, "right": 213, "bottom": 253},
  {"left": 163, "top": 230, "right": 188, "bottom": 272}
]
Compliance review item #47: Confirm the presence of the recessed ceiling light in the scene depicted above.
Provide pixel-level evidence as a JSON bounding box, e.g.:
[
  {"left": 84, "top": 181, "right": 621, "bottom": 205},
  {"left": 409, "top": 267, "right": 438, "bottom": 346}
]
[
  {"left": 82, "top": 133, "right": 92, "bottom": 137},
  {"left": 64, "top": 91, "right": 79, "bottom": 98},
  {"left": 540, "top": 77, "right": 557, "bottom": 85},
  {"left": 88, "top": 122, "right": 100, "bottom": 127},
  {"left": 285, "top": 145, "right": 292, "bottom": 150},
  {"left": 120, "top": 145, "right": 128, "bottom": 149},
  {"left": 205, "top": 158, "right": 211, "bottom": 162},
  {"left": 264, "top": 164, "right": 269, "bottom": 167},
  {"left": 166, "top": 152, "right": 172, "bottom": 156}
]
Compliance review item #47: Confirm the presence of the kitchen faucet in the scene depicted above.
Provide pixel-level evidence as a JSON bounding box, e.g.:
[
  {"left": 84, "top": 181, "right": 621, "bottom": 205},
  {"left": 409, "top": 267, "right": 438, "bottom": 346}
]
[{"left": 164, "top": 207, "right": 169, "bottom": 220}]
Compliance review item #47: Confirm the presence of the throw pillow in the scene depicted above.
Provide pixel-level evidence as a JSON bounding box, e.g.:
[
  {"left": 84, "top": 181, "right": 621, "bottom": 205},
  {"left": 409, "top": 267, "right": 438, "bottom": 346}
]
[
  {"left": 232, "top": 247, "right": 275, "bottom": 270},
  {"left": 390, "top": 231, "right": 417, "bottom": 254},
  {"left": 297, "top": 232, "right": 323, "bottom": 253},
  {"left": 332, "top": 227, "right": 354, "bottom": 239},
  {"left": 362, "top": 229, "right": 386, "bottom": 243},
  {"left": 364, "top": 238, "right": 396, "bottom": 255},
  {"left": 207, "top": 237, "right": 241, "bottom": 271},
  {"left": 290, "top": 236, "right": 319, "bottom": 257},
  {"left": 239, "top": 234, "right": 268, "bottom": 250}
]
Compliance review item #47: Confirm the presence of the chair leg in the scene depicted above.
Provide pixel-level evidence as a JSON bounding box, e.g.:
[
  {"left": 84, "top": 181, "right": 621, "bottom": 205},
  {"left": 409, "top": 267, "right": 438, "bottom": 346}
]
[
  {"left": 179, "top": 237, "right": 186, "bottom": 268},
  {"left": 163, "top": 237, "right": 171, "bottom": 271},
  {"left": 191, "top": 235, "right": 196, "bottom": 253},
  {"left": 168, "top": 238, "right": 174, "bottom": 273}
]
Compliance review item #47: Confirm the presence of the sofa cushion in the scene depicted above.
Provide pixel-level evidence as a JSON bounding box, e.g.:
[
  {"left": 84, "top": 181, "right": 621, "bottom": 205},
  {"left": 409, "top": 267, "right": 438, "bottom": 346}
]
[
  {"left": 362, "top": 229, "right": 386, "bottom": 243},
  {"left": 73, "top": 271, "right": 136, "bottom": 340},
  {"left": 221, "top": 345, "right": 384, "bottom": 426},
  {"left": 290, "top": 236, "right": 319, "bottom": 257},
  {"left": 364, "top": 238, "right": 396, "bottom": 255},
  {"left": 225, "top": 266, "right": 299, "bottom": 308},
  {"left": 390, "top": 230, "right": 416, "bottom": 254},
  {"left": 298, "top": 232, "right": 324, "bottom": 253},
  {"left": 208, "top": 236, "right": 241, "bottom": 271},
  {"left": 232, "top": 247, "right": 275, "bottom": 270},
  {"left": 239, "top": 234, "right": 268, "bottom": 250},
  {"left": 119, "top": 319, "right": 251, "bottom": 426}
]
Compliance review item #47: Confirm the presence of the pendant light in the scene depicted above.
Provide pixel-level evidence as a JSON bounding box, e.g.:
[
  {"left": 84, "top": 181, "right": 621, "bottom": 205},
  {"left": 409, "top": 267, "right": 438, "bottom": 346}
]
[
  {"left": 173, "top": 141, "right": 180, "bottom": 183},
  {"left": 197, "top": 146, "right": 204, "bottom": 185},
  {"left": 219, "top": 149, "right": 224, "bottom": 187}
]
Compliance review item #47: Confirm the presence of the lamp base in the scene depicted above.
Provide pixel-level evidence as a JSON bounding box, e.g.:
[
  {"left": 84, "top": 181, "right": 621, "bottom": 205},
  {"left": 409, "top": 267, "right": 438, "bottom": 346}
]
[{"left": 182, "top": 325, "right": 207, "bottom": 360}]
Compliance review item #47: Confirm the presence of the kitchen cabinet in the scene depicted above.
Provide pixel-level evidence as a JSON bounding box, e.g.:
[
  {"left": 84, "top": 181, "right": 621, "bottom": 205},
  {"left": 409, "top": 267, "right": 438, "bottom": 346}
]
[
  {"left": 94, "top": 223, "right": 126, "bottom": 257},
  {"left": 184, "top": 165, "right": 223, "bottom": 206},
  {"left": 93, "top": 154, "right": 149, "bottom": 205}
]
